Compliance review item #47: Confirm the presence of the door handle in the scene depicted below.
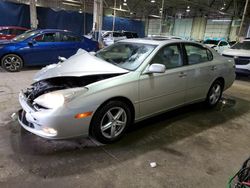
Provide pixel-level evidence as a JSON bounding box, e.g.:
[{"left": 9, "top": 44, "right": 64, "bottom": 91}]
[
  {"left": 179, "top": 72, "right": 187, "bottom": 78},
  {"left": 211, "top": 66, "right": 217, "bottom": 71}
]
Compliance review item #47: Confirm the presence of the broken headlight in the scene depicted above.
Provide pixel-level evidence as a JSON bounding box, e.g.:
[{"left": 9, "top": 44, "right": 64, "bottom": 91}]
[{"left": 33, "top": 87, "right": 88, "bottom": 109}]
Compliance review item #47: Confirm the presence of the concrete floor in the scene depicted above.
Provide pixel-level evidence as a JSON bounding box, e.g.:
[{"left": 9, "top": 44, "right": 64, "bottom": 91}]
[{"left": 0, "top": 68, "right": 250, "bottom": 188}]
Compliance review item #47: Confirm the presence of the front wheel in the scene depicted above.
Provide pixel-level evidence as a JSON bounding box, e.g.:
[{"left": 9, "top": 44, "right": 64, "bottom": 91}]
[
  {"left": 90, "top": 101, "right": 132, "bottom": 144},
  {"left": 1, "top": 54, "right": 23, "bottom": 72},
  {"left": 206, "top": 80, "right": 223, "bottom": 107}
]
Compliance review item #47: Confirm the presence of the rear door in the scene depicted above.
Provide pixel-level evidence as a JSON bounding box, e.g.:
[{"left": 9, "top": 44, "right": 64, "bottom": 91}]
[
  {"left": 182, "top": 43, "right": 216, "bottom": 103},
  {"left": 139, "top": 43, "right": 187, "bottom": 118},
  {"left": 55, "top": 32, "right": 81, "bottom": 58}
]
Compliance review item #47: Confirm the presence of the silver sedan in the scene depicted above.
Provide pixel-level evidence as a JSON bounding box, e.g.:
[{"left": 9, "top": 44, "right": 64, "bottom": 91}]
[{"left": 18, "top": 39, "right": 235, "bottom": 143}]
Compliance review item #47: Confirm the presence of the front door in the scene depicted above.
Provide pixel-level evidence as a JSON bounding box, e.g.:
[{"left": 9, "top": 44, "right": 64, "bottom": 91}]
[
  {"left": 24, "top": 32, "right": 59, "bottom": 65},
  {"left": 139, "top": 44, "right": 187, "bottom": 118}
]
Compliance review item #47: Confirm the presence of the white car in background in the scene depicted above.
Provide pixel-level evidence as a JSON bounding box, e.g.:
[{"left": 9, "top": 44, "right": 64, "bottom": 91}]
[
  {"left": 204, "top": 39, "right": 230, "bottom": 54},
  {"left": 102, "top": 31, "right": 138, "bottom": 46},
  {"left": 222, "top": 39, "right": 250, "bottom": 75}
]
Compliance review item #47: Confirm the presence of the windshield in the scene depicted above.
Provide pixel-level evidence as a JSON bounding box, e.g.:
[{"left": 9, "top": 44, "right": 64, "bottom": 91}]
[
  {"left": 96, "top": 42, "right": 156, "bottom": 71},
  {"left": 204, "top": 40, "right": 219, "bottom": 45},
  {"left": 12, "top": 30, "right": 39, "bottom": 42},
  {"left": 231, "top": 41, "right": 250, "bottom": 50}
]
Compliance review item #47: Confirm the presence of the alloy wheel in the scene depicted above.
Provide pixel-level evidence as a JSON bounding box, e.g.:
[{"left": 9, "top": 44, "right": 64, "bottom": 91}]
[
  {"left": 100, "top": 107, "right": 127, "bottom": 139},
  {"left": 209, "top": 83, "right": 222, "bottom": 105},
  {"left": 2, "top": 55, "right": 22, "bottom": 72}
]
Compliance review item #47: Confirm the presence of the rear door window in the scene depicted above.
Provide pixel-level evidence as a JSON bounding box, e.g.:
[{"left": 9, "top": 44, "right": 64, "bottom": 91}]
[
  {"left": 185, "top": 44, "right": 213, "bottom": 65},
  {"left": 60, "top": 33, "right": 80, "bottom": 42}
]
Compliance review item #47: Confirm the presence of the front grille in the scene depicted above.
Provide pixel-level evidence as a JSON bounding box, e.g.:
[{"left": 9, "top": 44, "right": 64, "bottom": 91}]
[
  {"left": 18, "top": 110, "right": 34, "bottom": 128},
  {"left": 235, "top": 57, "right": 250, "bottom": 65}
]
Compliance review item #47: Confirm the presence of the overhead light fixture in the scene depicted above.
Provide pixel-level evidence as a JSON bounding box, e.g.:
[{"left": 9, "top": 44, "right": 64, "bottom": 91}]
[
  {"left": 151, "top": 0, "right": 156, "bottom": 3},
  {"left": 187, "top": 6, "right": 190, "bottom": 9},
  {"left": 62, "top": 2, "right": 81, "bottom": 7},
  {"left": 212, "top": 19, "right": 231, "bottom": 22},
  {"left": 110, "top": 7, "right": 130, "bottom": 12},
  {"left": 148, "top": 14, "right": 161, "bottom": 18},
  {"left": 186, "top": 9, "right": 190, "bottom": 12},
  {"left": 123, "top": 2, "right": 127, "bottom": 6}
]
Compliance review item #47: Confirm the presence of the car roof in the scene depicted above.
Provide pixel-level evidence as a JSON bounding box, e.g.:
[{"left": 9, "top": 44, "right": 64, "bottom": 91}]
[{"left": 0, "top": 26, "right": 28, "bottom": 30}]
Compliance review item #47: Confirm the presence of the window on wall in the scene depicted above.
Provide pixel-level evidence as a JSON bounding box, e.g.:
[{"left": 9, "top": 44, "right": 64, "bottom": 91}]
[
  {"left": 185, "top": 44, "right": 213, "bottom": 65},
  {"left": 151, "top": 44, "right": 183, "bottom": 69}
]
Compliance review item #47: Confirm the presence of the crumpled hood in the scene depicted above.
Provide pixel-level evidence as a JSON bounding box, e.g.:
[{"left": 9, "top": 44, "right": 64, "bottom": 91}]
[
  {"left": 34, "top": 49, "right": 129, "bottom": 82},
  {"left": 222, "top": 49, "right": 250, "bottom": 58}
]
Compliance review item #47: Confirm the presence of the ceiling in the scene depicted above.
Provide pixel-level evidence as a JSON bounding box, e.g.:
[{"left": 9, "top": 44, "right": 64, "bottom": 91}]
[{"left": 5, "top": 0, "right": 249, "bottom": 19}]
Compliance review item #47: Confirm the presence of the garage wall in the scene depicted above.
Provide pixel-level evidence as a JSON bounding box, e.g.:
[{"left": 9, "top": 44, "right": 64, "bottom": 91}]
[
  {"left": 147, "top": 18, "right": 161, "bottom": 35},
  {"left": 204, "top": 19, "right": 231, "bottom": 40},
  {"left": 0, "top": 1, "right": 30, "bottom": 28},
  {"left": 37, "top": 7, "right": 93, "bottom": 36},
  {"left": 0, "top": 1, "right": 145, "bottom": 37},
  {"left": 102, "top": 16, "right": 145, "bottom": 37},
  {"left": 173, "top": 18, "right": 193, "bottom": 39}
]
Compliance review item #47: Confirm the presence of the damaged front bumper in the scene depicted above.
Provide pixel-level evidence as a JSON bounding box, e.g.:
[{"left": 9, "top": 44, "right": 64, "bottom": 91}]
[{"left": 18, "top": 91, "right": 91, "bottom": 139}]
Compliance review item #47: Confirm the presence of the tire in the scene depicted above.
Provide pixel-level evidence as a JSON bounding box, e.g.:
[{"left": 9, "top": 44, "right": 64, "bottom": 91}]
[
  {"left": 1, "top": 54, "right": 23, "bottom": 72},
  {"left": 90, "top": 101, "right": 132, "bottom": 144},
  {"left": 206, "top": 80, "right": 223, "bottom": 107}
]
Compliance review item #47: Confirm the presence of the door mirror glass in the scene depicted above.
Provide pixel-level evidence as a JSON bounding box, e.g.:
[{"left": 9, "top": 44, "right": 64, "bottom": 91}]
[
  {"left": 146, "top": 63, "right": 166, "bottom": 74},
  {"left": 28, "top": 40, "right": 36, "bottom": 46}
]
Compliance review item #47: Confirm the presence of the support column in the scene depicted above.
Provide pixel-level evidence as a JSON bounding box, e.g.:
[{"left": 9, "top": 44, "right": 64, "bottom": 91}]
[
  {"left": 29, "top": 0, "right": 38, "bottom": 29},
  {"left": 238, "top": 0, "right": 249, "bottom": 39},
  {"left": 93, "top": 0, "right": 103, "bottom": 42}
]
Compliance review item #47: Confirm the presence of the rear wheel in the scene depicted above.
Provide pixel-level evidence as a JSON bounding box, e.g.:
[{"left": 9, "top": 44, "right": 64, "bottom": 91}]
[
  {"left": 1, "top": 54, "right": 23, "bottom": 72},
  {"left": 206, "top": 80, "right": 223, "bottom": 107},
  {"left": 90, "top": 101, "right": 132, "bottom": 144}
]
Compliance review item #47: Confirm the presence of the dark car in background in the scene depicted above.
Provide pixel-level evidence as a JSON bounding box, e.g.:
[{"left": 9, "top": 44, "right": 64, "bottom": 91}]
[
  {"left": 0, "top": 26, "right": 28, "bottom": 40},
  {"left": 0, "top": 29, "right": 99, "bottom": 72}
]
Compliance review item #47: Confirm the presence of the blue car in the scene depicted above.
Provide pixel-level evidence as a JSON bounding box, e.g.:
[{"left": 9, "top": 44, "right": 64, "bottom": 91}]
[{"left": 0, "top": 29, "right": 99, "bottom": 72}]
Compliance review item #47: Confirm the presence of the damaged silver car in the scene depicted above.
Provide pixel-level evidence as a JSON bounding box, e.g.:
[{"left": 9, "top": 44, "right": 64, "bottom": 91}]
[{"left": 18, "top": 39, "right": 235, "bottom": 143}]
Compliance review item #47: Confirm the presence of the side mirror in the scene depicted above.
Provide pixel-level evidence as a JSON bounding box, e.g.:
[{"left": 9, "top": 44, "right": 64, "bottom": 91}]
[
  {"left": 28, "top": 40, "right": 36, "bottom": 46},
  {"left": 58, "top": 56, "right": 67, "bottom": 62},
  {"left": 145, "top": 64, "right": 166, "bottom": 74}
]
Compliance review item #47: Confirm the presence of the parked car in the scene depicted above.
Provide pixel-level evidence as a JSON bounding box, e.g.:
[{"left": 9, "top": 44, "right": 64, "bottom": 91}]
[
  {"left": 0, "top": 26, "right": 28, "bottom": 40},
  {"left": 18, "top": 39, "right": 235, "bottom": 143},
  {"left": 102, "top": 31, "right": 138, "bottom": 46},
  {"left": 222, "top": 39, "right": 250, "bottom": 75},
  {"left": 0, "top": 29, "right": 99, "bottom": 72},
  {"left": 204, "top": 39, "right": 230, "bottom": 53}
]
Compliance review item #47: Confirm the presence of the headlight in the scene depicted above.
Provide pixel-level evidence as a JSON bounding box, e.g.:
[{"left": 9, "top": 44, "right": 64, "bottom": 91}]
[
  {"left": 34, "top": 92, "right": 64, "bottom": 109},
  {"left": 34, "top": 88, "right": 88, "bottom": 109}
]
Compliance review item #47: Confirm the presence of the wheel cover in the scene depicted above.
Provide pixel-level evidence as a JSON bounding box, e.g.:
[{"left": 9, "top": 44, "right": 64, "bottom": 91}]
[
  {"left": 3, "top": 55, "right": 21, "bottom": 71},
  {"left": 209, "top": 84, "right": 221, "bottom": 105},
  {"left": 100, "top": 107, "right": 127, "bottom": 139}
]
